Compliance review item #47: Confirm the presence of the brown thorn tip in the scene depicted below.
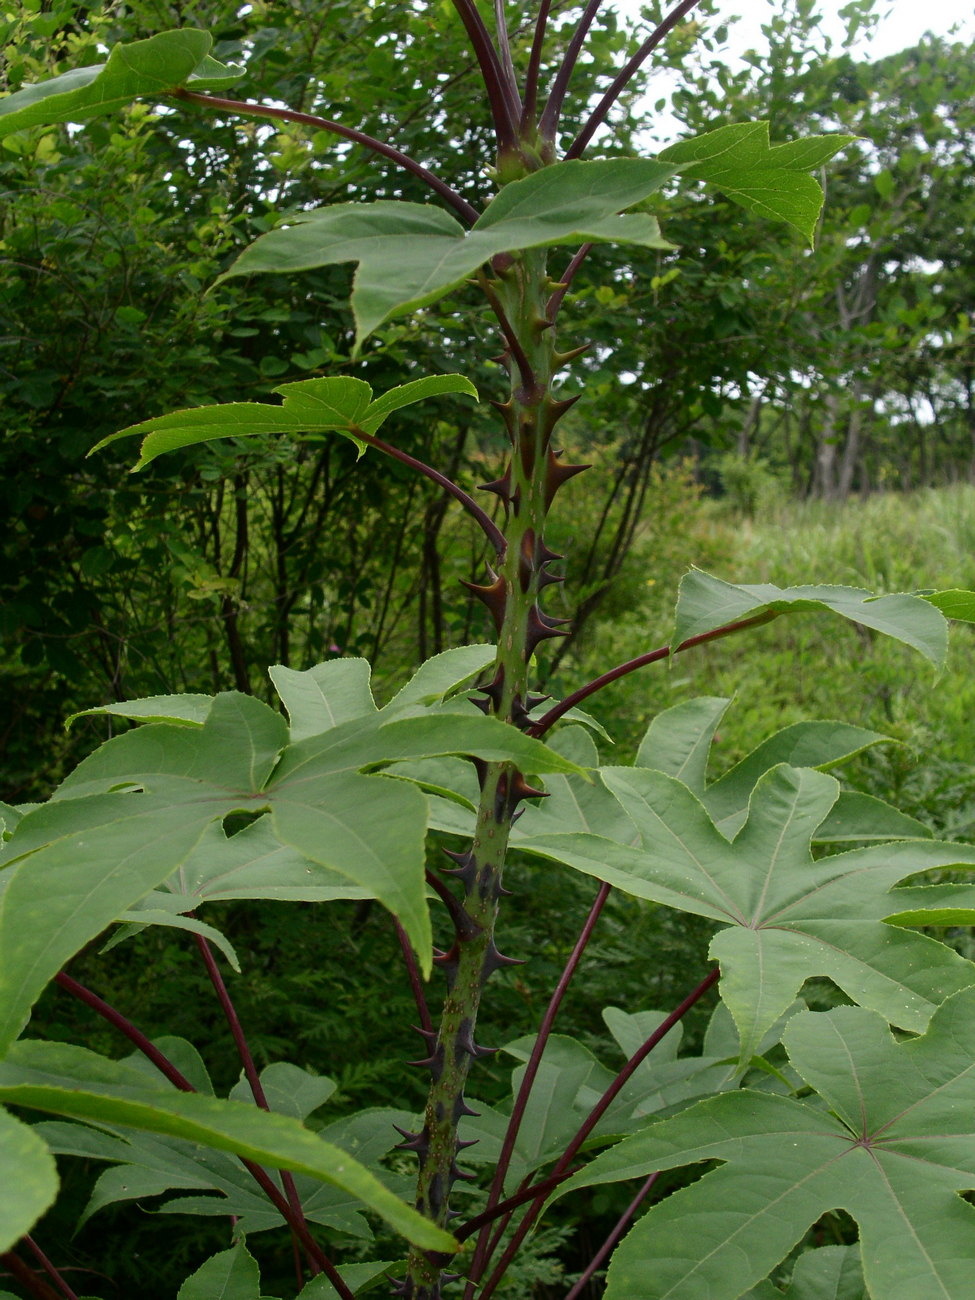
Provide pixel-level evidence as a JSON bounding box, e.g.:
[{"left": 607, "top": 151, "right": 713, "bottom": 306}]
[{"left": 460, "top": 573, "right": 508, "bottom": 633}]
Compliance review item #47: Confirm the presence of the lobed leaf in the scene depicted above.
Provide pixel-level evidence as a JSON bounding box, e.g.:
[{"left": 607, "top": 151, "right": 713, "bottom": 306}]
[
  {"left": 218, "top": 159, "right": 675, "bottom": 346},
  {"left": 673, "top": 569, "right": 948, "bottom": 667},
  {"left": 0, "top": 683, "right": 584, "bottom": 1032},
  {"left": 560, "top": 987, "right": 975, "bottom": 1300},
  {"left": 660, "top": 122, "right": 857, "bottom": 244},
  {"left": 518, "top": 763, "right": 975, "bottom": 1062},
  {"left": 0, "top": 30, "right": 240, "bottom": 137},
  {"left": 91, "top": 374, "right": 477, "bottom": 469}
]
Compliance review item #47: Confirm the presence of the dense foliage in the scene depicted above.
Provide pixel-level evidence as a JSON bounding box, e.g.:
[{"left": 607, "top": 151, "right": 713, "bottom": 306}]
[{"left": 2, "top": 3, "right": 975, "bottom": 1300}]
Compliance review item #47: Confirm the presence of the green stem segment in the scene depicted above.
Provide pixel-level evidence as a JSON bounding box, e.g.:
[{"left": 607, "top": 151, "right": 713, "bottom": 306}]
[{"left": 404, "top": 249, "right": 586, "bottom": 1299}]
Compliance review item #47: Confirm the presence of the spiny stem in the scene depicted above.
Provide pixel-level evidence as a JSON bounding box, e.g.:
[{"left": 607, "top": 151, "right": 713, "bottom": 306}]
[
  {"left": 521, "top": 0, "right": 553, "bottom": 131},
  {"left": 475, "top": 967, "right": 720, "bottom": 1297},
  {"left": 55, "top": 970, "right": 352, "bottom": 1296},
  {"left": 529, "top": 612, "right": 777, "bottom": 737},
  {"left": 538, "top": 0, "right": 604, "bottom": 140},
  {"left": 354, "top": 426, "right": 506, "bottom": 557},
  {"left": 566, "top": 0, "right": 704, "bottom": 158},
  {"left": 563, "top": 1173, "right": 660, "bottom": 1299},
  {"left": 465, "top": 883, "right": 610, "bottom": 1288},
  {"left": 169, "top": 89, "right": 480, "bottom": 225}
]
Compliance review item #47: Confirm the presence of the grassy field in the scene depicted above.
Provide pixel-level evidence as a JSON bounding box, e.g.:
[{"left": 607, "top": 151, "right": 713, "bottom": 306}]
[{"left": 552, "top": 481, "right": 975, "bottom": 839}]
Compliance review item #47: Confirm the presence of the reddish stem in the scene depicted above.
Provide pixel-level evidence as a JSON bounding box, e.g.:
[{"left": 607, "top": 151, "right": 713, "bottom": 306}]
[
  {"left": 0, "top": 1252, "right": 62, "bottom": 1300},
  {"left": 465, "top": 884, "right": 610, "bottom": 1291},
  {"left": 395, "top": 918, "right": 434, "bottom": 1037},
  {"left": 538, "top": 0, "right": 605, "bottom": 139},
  {"left": 354, "top": 425, "right": 506, "bottom": 557},
  {"left": 566, "top": 0, "right": 703, "bottom": 158},
  {"left": 170, "top": 89, "right": 479, "bottom": 225},
  {"left": 521, "top": 0, "right": 553, "bottom": 131},
  {"left": 193, "top": 934, "right": 316, "bottom": 1282},
  {"left": 475, "top": 967, "right": 720, "bottom": 1298},
  {"left": 547, "top": 243, "right": 593, "bottom": 321},
  {"left": 55, "top": 971, "right": 354, "bottom": 1299},
  {"left": 448, "top": 0, "right": 521, "bottom": 146},
  {"left": 563, "top": 1173, "right": 660, "bottom": 1299},
  {"left": 529, "top": 612, "right": 776, "bottom": 738},
  {"left": 22, "top": 1239, "right": 79, "bottom": 1300}
]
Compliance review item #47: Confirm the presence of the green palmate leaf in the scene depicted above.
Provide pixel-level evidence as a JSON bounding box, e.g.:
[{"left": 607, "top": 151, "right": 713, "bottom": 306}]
[
  {"left": 635, "top": 698, "right": 925, "bottom": 843},
  {"left": 269, "top": 645, "right": 496, "bottom": 742},
  {"left": 923, "top": 588, "right": 975, "bottom": 622},
  {"left": 90, "top": 373, "right": 478, "bottom": 468},
  {"left": 0, "top": 688, "right": 582, "bottom": 1038},
  {"left": 673, "top": 570, "right": 948, "bottom": 667},
  {"left": 177, "top": 1244, "right": 264, "bottom": 1300},
  {"left": 0, "top": 30, "right": 241, "bottom": 138},
  {"left": 518, "top": 763, "right": 975, "bottom": 1062},
  {"left": 659, "top": 122, "right": 857, "bottom": 244},
  {"left": 218, "top": 159, "right": 675, "bottom": 345},
  {"left": 0, "top": 1104, "right": 58, "bottom": 1251},
  {"left": 561, "top": 987, "right": 975, "bottom": 1300},
  {"left": 0, "top": 1041, "right": 454, "bottom": 1252}
]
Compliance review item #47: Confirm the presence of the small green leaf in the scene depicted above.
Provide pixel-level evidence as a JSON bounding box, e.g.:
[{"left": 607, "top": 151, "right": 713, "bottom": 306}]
[
  {"left": 67, "top": 694, "right": 213, "bottom": 728},
  {"left": 177, "top": 1244, "right": 262, "bottom": 1300},
  {"left": 297, "top": 1260, "right": 402, "bottom": 1298},
  {"left": 923, "top": 588, "right": 975, "bottom": 622},
  {"left": 660, "top": 122, "right": 857, "bottom": 244},
  {"left": 0, "top": 31, "right": 241, "bottom": 138},
  {"left": 381, "top": 645, "right": 496, "bottom": 713},
  {"left": 673, "top": 569, "right": 948, "bottom": 667},
  {"left": 228, "top": 1062, "right": 336, "bottom": 1121},
  {"left": 219, "top": 159, "right": 675, "bottom": 346},
  {"left": 0, "top": 1104, "right": 58, "bottom": 1251},
  {"left": 360, "top": 373, "right": 478, "bottom": 435}
]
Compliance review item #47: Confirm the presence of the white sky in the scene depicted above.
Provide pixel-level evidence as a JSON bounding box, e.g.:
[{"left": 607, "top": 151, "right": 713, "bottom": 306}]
[{"left": 720, "top": 0, "right": 974, "bottom": 60}]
